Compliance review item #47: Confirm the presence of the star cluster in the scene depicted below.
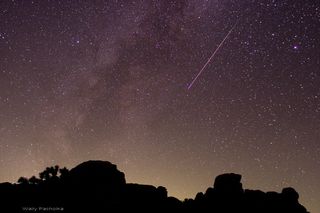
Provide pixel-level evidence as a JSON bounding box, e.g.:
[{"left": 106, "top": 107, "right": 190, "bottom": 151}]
[{"left": 0, "top": 0, "right": 319, "bottom": 212}]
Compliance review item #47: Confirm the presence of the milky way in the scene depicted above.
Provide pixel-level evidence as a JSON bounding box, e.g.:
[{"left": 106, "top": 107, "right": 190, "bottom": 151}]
[{"left": 0, "top": 1, "right": 319, "bottom": 212}]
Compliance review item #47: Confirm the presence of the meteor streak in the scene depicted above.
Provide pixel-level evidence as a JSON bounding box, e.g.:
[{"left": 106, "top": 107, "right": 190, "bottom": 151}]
[{"left": 187, "top": 22, "right": 238, "bottom": 90}]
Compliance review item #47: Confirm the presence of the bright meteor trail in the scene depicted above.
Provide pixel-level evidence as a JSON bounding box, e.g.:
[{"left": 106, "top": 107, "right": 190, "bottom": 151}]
[{"left": 188, "top": 22, "right": 238, "bottom": 90}]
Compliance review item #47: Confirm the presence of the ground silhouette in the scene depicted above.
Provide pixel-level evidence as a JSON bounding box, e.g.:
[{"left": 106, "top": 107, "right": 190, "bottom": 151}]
[{"left": 0, "top": 160, "right": 309, "bottom": 212}]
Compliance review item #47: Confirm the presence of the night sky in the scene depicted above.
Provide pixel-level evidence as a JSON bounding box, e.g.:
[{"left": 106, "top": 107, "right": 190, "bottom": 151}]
[{"left": 0, "top": 0, "right": 319, "bottom": 212}]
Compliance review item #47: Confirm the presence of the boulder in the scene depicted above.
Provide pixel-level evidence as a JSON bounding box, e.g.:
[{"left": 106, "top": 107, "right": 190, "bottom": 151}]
[
  {"left": 69, "top": 160, "right": 126, "bottom": 188},
  {"left": 213, "top": 173, "right": 243, "bottom": 195}
]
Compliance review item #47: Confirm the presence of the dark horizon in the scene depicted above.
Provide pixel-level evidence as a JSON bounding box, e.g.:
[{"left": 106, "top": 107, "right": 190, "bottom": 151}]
[
  {"left": 0, "top": 160, "right": 310, "bottom": 212},
  {"left": 0, "top": 0, "right": 319, "bottom": 212}
]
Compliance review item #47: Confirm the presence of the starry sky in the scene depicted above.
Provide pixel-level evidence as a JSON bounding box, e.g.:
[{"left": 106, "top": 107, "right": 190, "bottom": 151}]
[{"left": 0, "top": 0, "right": 319, "bottom": 212}]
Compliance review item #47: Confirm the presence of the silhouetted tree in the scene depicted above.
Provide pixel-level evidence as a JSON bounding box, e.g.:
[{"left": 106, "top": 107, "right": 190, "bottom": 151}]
[
  {"left": 39, "top": 165, "right": 60, "bottom": 181},
  {"left": 51, "top": 165, "right": 59, "bottom": 177},
  {"left": 59, "top": 167, "right": 69, "bottom": 179},
  {"left": 17, "top": 177, "right": 29, "bottom": 185},
  {"left": 28, "top": 176, "right": 40, "bottom": 185},
  {"left": 39, "top": 167, "right": 50, "bottom": 181}
]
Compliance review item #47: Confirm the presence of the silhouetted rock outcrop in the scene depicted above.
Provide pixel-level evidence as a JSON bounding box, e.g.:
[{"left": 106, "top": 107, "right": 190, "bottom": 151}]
[
  {"left": 0, "top": 160, "right": 309, "bottom": 213},
  {"left": 68, "top": 160, "right": 125, "bottom": 187},
  {"left": 214, "top": 173, "right": 243, "bottom": 195}
]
